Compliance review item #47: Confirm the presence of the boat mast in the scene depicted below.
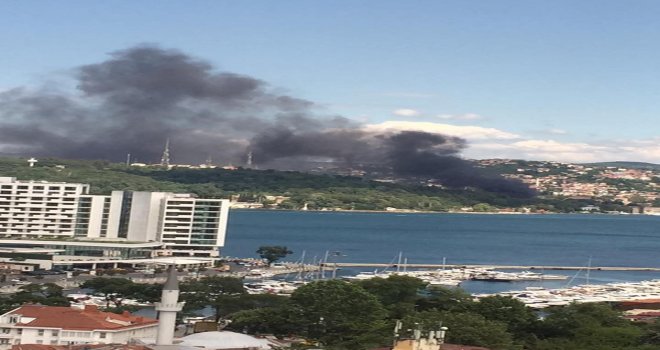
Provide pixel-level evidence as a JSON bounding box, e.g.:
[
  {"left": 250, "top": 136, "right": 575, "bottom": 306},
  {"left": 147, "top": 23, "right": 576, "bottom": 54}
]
[{"left": 586, "top": 256, "right": 592, "bottom": 285}]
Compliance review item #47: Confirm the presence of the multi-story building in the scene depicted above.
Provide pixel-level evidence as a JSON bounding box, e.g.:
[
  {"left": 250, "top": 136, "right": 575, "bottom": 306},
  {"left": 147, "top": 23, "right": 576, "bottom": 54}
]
[
  {"left": 0, "top": 305, "right": 158, "bottom": 349},
  {"left": 0, "top": 179, "right": 89, "bottom": 237},
  {"left": 0, "top": 177, "right": 229, "bottom": 258}
]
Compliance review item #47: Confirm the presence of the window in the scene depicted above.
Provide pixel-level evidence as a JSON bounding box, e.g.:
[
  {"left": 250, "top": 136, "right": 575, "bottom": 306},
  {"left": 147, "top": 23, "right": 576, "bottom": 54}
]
[
  {"left": 38, "top": 329, "right": 44, "bottom": 336},
  {"left": 1, "top": 328, "right": 9, "bottom": 334},
  {"left": 17, "top": 329, "right": 22, "bottom": 335},
  {"left": 36, "top": 340, "right": 42, "bottom": 344},
  {"left": 0, "top": 339, "right": 9, "bottom": 345},
  {"left": 99, "top": 332, "right": 106, "bottom": 339},
  {"left": 50, "top": 341, "right": 57, "bottom": 345},
  {"left": 51, "top": 330, "right": 58, "bottom": 336}
]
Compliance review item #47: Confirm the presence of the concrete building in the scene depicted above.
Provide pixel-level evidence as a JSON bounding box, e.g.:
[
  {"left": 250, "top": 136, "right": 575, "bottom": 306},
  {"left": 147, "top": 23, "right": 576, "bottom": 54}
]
[
  {"left": 0, "top": 178, "right": 229, "bottom": 258},
  {"left": 0, "top": 305, "right": 158, "bottom": 349},
  {"left": 0, "top": 178, "right": 90, "bottom": 237}
]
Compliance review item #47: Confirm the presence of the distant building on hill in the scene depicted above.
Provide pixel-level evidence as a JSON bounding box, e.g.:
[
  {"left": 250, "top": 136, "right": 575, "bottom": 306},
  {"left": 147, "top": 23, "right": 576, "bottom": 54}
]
[
  {"left": 643, "top": 207, "right": 660, "bottom": 215},
  {"left": 0, "top": 177, "right": 230, "bottom": 262}
]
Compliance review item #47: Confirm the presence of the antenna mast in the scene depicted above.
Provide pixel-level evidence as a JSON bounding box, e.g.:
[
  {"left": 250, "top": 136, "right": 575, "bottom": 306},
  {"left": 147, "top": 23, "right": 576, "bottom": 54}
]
[
  {"left": 246, "top": 150, "right": 253, "bottom": 168},
  {"left": 160, "top": 138, "right": 171, "bottom": 168}
]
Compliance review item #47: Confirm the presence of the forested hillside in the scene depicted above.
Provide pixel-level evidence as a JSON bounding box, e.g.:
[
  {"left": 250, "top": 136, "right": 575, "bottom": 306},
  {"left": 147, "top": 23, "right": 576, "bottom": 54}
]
[{"left": 0, "top": 157, "right": 545, "bottom": 211}]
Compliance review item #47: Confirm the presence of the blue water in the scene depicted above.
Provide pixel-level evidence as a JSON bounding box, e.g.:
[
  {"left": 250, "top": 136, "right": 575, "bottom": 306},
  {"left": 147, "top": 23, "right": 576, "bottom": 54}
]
[{"left": 223, "top": 211, "right": 660, "bottom": 293}]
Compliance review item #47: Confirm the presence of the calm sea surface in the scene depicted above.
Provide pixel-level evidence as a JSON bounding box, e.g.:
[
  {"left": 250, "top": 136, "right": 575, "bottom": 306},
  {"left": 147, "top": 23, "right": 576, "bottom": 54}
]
[{"left": 223, "top": 210, "right": 660, "bottom": 293}]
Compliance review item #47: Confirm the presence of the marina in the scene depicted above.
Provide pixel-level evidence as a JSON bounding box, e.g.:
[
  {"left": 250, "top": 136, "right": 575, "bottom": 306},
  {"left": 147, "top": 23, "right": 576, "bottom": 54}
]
[
  {"left": 225, "top": 211, "right": 660, "bottom": 290},
  {"left": 476, "top": 279, "right": 660, "bottom": 309},
  {"left": 321, "top": 262, "right": 660, "bottom": 272}
]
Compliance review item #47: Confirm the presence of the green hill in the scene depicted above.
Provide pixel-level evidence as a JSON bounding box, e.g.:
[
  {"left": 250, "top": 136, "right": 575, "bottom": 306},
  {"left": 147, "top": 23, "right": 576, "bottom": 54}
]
[{"left": 0, "top": 157, "right": 538, "bottom": 212}]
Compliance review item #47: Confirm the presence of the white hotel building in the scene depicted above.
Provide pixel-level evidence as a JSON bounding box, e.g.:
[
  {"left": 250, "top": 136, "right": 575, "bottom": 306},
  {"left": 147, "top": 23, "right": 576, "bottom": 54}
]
[{"left": 0, "top": 177, "right": 229, "bottom": 260}]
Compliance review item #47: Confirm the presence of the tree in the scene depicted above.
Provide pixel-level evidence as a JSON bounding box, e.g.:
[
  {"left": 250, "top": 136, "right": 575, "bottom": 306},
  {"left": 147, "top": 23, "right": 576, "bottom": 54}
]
[
  {"left": 355, "top": 275, "right": 426, "bottom": 318},
  {"left": 9, "top": 283, "right": 69, "bottom": 307},
  {"left": 19, "top": 283, "right": 64, "bottom": 299},
  {"left": 525, "top": 302, "right": 654, "bottom": 350},
  {"left": 470, "top": 295, "right": 537, "bottom": 339},
  {"left": 290, "top": 280, "right": 388, "bottom": 349},
  {"left": 227, "top": 303, "right": 304, "bottom": 338},
  {"left": 256, "top": 246, "right": 293, "bottom": 266},
  {"left": 402, "top": 310, "right": 514, "bottom": 350},
  {"left": 80, "top": 277, "right": 161, "bottom": 308},
  {"left": 473, "top": 203, "right": 495, "bottom": 212},
  {"left": 415, "top": 285, "right": 474, "bottom": 313},
  {"left": 180, "top": 276, "right": 245, "bottom": 321}
]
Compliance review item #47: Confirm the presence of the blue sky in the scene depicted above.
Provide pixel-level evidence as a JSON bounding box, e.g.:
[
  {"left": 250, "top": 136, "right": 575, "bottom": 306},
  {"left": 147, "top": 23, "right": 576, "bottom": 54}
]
[{"left": 2, "top": 1, "right": 660, "bottom": 162}]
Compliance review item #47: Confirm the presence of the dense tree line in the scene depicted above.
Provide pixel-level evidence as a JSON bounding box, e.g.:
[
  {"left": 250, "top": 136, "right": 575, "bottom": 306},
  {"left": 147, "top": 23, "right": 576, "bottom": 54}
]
[
  {"left": 227, "top": 277, "right": 660, "bottom": 350},
  {"left": 0, "top": 157, "right": 546, "bottom": 212},
  {"left": 13, "top": 275, "right": 660, "bottom": 350},
  {"left": 0, "top": 156, "right": 641, "bottom": 212},
  {"left": 178, "top": 275, "right": 660, "bottom": 350}
]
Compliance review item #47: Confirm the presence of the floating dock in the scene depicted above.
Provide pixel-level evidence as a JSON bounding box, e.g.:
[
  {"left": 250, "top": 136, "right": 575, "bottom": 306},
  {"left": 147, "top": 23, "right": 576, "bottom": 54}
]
[{"left": 320, "top": 262, "right": 660, "bottom": 272}]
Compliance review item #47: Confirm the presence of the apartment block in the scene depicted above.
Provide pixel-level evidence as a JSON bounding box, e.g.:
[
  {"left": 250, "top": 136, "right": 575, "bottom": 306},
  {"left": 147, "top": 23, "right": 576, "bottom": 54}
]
[
  {"left": 0, "top": 178, "right": 89, "bottom": 237},
  {"left": 0, "top": 178, "right": 229, "bottom": 257}
]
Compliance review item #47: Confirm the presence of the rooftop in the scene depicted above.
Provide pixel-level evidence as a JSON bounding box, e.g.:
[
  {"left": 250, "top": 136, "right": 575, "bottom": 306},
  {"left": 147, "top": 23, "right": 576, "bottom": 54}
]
[
  {"left": 178, "top": 331, "right": 275, "bottom": 350},
  {"left": 8, "top": 305, "right": 157, "bottom": 331}
]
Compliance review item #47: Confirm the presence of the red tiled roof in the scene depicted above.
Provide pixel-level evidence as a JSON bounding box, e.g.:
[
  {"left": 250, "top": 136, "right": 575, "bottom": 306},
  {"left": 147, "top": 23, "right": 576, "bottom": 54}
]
[
  {"left": 442, "top": 344, "right": 492, "bottom": 350},
  {"left": 11, "top": 305, "right": 157, "bottom": 331}
]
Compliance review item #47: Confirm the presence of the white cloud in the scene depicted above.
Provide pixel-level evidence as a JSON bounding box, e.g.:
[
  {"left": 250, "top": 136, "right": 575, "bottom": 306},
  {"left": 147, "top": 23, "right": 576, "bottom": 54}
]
[
  {"left": 437, "top": 113, "right": 483, "bottom": 121},
  {"left": 364, "top": 121, "right": 521, "bottom": 140},
  {"left": 467, "top": 138, "right": 660, "bottom": 163},
  {"left": 392, "top": 108, "right": 420, "bottom": 117},
  {"left": 511, "top": 139, "right": 607, "bottom": 153},
  {"left": 467, "top": 140, "right": 607, "bottom": 163},
  {"left": 545, "top": 128, "right": 568, "bottom": 135},
  {"left": 382, "top": 92, "right": 434, "bottom": 98},
  {"left": 365, "top": 120, "right": 660, "bottom": 163}
]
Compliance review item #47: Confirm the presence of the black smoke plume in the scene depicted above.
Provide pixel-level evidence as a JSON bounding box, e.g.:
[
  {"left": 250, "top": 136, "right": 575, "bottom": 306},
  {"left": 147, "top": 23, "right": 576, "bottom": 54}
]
[
  {"left": 251, "top": 129, "right": 534, "bottom": 197},
  {"left": 0, "top": 44, "right": 534, "bottom": 197},
  {"left": 0, "top": 45, "right": 316, "bottom": 163}
]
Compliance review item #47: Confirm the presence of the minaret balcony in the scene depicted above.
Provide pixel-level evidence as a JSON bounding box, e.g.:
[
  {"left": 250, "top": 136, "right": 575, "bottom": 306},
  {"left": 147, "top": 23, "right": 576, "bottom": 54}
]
[{"left": 155, "top": 302, "right": 185, "bottom": 312}]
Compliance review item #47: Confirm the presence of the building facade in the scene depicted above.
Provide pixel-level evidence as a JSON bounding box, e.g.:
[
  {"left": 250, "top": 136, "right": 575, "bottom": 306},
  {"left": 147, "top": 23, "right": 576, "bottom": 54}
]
[
  {"left": 0, "top": 178, "right": 229, "bottom": 257},
  {"left": 0, "top": 305, "right": 158, "bottom": 349}
]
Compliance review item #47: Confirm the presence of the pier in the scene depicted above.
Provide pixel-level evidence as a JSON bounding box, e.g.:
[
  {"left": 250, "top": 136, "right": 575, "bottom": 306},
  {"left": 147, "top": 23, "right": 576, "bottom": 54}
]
[{"left": 320, "top": 262, "right": 660, "bottom": 272}]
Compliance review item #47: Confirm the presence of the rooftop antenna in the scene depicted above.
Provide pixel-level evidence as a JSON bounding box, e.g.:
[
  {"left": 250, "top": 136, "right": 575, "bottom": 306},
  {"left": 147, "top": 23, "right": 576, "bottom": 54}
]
[
  {"left": 392, "top": 320, "right": 403, "bottom": 346},
  {"left": 27, "top": 157, "right": 38, "bottom": 168},
  {"left": 438, "top": 323, "right": 448, "bottom": 344},
  {"left": 160, "top": 138, "right": 171, "bottom": 168}
]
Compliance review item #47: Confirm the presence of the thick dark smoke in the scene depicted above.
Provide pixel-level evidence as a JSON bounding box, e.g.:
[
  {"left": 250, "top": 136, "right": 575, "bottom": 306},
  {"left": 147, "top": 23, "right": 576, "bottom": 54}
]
[
  {"left": 0, "top": 45, "right": 533, "bottom": 197},
  {"left": 0, "top": 45, "right": 316, "bottom": 163},
  {"left": 251, "top": 129, "right": 534, "bottom": 197},
  {"left": 384, "top": 132, "right": 534, "bottom": 197}
]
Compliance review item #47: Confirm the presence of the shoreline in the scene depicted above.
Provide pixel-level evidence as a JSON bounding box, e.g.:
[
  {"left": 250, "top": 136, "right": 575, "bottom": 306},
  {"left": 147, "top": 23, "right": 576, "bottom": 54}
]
[{"left": 229, "top": 207, "right": 646, "bottom": 216}]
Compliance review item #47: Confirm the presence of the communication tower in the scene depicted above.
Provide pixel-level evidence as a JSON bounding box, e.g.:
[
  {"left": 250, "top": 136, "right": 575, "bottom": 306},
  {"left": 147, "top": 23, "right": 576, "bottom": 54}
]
[
  {"left": 246, "top": 150, "right": 253, "bottom": 168},
  {"left": 160, "top": 138, "right": 171, "bottom": 168}
]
